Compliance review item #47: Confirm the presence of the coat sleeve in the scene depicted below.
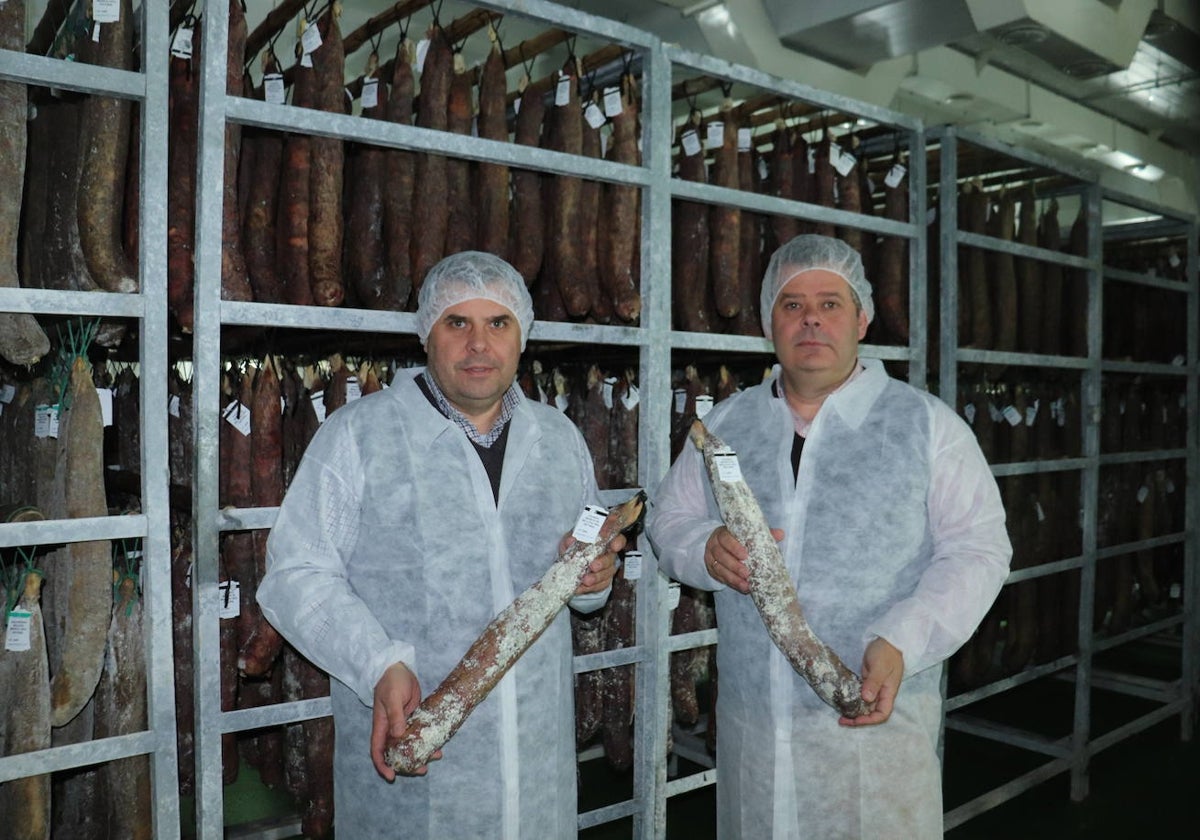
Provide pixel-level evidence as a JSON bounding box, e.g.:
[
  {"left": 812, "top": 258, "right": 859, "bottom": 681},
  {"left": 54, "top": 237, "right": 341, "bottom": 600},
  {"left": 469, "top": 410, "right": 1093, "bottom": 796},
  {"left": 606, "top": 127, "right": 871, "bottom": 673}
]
[
  {"left": 645, "top": 440, "right": 728, "bottom": 592},
  {"left": 864, "top": 401, "right": 1012, "bottom": 676},
  {"left": 258, "top": 412, "right": 417, "bottom": 708}
]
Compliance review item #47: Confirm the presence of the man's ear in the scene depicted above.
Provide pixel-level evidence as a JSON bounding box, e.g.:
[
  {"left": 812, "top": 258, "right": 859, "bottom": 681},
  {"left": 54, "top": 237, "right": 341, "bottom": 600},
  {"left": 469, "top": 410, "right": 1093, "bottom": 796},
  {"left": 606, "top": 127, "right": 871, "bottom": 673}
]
[{"left": 857, "top": 308, "right": 869, "bottom": 340}]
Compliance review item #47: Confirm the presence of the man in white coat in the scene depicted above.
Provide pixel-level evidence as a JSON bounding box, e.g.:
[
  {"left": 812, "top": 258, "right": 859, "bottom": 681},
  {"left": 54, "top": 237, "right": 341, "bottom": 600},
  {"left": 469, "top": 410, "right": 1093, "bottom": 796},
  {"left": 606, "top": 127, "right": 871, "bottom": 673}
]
[
  {"left": 259, "top": 251, "right": 621, "bottom": 838},
  {"left": 647, "top": 235, "right": 1011, "bottom": 838}
]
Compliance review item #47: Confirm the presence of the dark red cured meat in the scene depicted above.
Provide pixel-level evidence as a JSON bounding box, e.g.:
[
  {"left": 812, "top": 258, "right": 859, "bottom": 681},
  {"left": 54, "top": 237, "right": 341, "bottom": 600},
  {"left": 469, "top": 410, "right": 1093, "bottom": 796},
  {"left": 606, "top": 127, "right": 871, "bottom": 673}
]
[
  {"left": 599, "top": 74, "right": 642, "bottom": 323},
  {"left": 673, "top": 121, "right": 713, "bottom": 333},
  {"left": 308, "top": 11, "right": 346, "bottom": 307},
  {"left": 708, "top": 104, "right": 742, "bottom": 320},
  {"left": 382, "top": 41, "right": 416, "bottom": 309},
  {"left": 410, "top": 29, "right": 452, "bottom": 294},
  {"left": 344, "top": 55, "right": 389, "bottom": 308},
  {"left": 475, "top": 44, "right": 510, "bottom": 260},
  {"left": 443, "top": 59, "right": 477, "bottom": 257},
  {"left": 509, "top": 82, "right": 546, "bottom": 286}
]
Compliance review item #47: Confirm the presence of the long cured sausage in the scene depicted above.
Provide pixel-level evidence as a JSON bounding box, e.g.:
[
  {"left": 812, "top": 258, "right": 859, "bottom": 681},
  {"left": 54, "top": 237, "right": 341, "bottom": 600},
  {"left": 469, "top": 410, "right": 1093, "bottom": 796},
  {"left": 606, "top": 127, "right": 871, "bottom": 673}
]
[
  {"left": 964, "top": 182, "right": 991, "bottom": 349},
  {"left": 599, "top": 74, "right": 642, "bottom": 323},
  {"left": 875, "top": 153, "right": 909, "bottom": 344},
  {"left": 382, "top": 40, "right": 416, "bottom": 309},
  {"left": 1064, "top": 204, "right": 1088, "bottom": 357},
  {"left": 989, "top": 190, "right": 1018, "bottom": 366},
  {"left": 475, "top": 41, "right": 510, "bottom": 260},
  {"left": 543, "top": 59, "right": 589, "bottom": 316},
  {"left": 768, "top": 124, "right": 798, "bottom": 250},
  {"left": 168, "top": 43, "right": 200, "bottom": 327},
  {"left": 732, "top": 143, "right": 762, "bottom": 336},
  {"left": 76, "top": 0, "right": 137, "bottom": 295},
  {"left": 411, "top": 28, "right": 452, "bottom": 293},
  {"left": 708, "top": 102, "right": 742, "bottom": 319},
  {"left": 835, "top": 135, "right": 863, "bottom": 255},
  {"left": 812, "top": 127, "right": 836, "bottom": 238},
  {"left": 386, "top": 494, "right": 645, "bottom": 773},
  {"left": 243, "top": 55, "right": 286, "bottom": 304},
  {"left": 689, "top": 420, "right": 870, "bottom": 716},
  {"left": 1038, "top": 198, "right": 1064, "bottom": 357},
  {"left": 278, "top": 55, "right": 314, "bottom": 307},
  {"left": 221, "top": 0, "right": 253, "bottom": 303},
  {"left": 674, "top": 120, "right": 713, "bottom": 333},
  {"left": 1015, "top": 186, "right": 1042, "bottom": 354},
  {"left": 345, "top": 53, "right": 389, "bottom": 308},
  {"left": 443, "top": 55, "right": 477, "bottom": 257},
  {"left": 509, "top": 80, "right": 546, "bottom": 286},
  {"left": 600, "top": 568, "right": 636, "bottom": 771},
  {"left": 578, "top": 105, "right": 605, "bottom": 322},
  {"left": 0, "top": 0, "right": 50, "bottom": 366},
  {"left": 308, "top": 10, "right": 346, "bottom": 307}
]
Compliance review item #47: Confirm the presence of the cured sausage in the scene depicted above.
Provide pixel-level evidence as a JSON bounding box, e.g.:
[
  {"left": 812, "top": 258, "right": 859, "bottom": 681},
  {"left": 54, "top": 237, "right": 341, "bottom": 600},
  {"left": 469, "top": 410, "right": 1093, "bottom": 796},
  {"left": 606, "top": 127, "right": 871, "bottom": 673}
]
[
  {"left": 812, "top": 127, "right": 836, "bottom": 238},
  {"left": 221, "top": 0, "right": 253, "bottom": 303},
  {"left": 989, "top": 189, "right": 1018, "bottom": 365},
  {"left": 278, "top": 56, "right": 314, "bottom": 307},
  {"left": 308, "top": 10, "right": 346, "bottom": 307},
  {"left": 509, "top": 80, "right": 546, "bottom": 286},
  {"left": 835, "top": 135, "right": 863, "bottom": 255},
  {"left": 345, "top": 53, "right": 389, "bottom": 308},
  {"left": 243, "top": 55, "right": 286, "bottom": 304},
  {"left": 386, "top": 494, "right": 645, "bottom": 773},
  {"left": 543, "top": 59, "right": 590, "bottom": 316},
  {"left": 1064, "top": 204, "right": 1088, "bottom": 357},
  {"left": 708, "top": 102, "right": 742, "bottom": 319},
  {"left": 475, "top": 41, "right": 510, "bottom": 260},
  {"left": 689, "top": 421, "right": 869, "bottom": 716},
  {"left": 1015, "top": 186, "right": 1042, "bottom": 354},
  {"left": 76, "top": 0, "right": 138, "bottom": 295},
  {"left": 571, "top": 606, "right": 605, "bottom": 746},
  {"left": 599, "top": 74, "right": 642, "bottom": 323},
  {"left": 768, "top": 124, "right": 799, "bottom": 250},
  {"left": 382, "top": 40, "right": 416, "bottom": 309},
  {"left": 443, "top": 55, "right": 477, "bottom": 257},
  {"left": 411, "top": 28, "right": 452, "bottom": 293},
  {"left": 673, "top": 120, "right": 713, "bottom": 332},
  {"left": 732, "top": 144, "right": 762, "bottom": 336},
  {"left": 600, "top": 568, "right": 636, "bottom": 770},
  {"left": 0, "top": 0, "right": 50, "bottom": 365},
  {"left": 874, "top": 153, "right": 909, "bottom": 344},
  {"left": 1038, "top": 199, "right": 1064, "bottom": 357}
]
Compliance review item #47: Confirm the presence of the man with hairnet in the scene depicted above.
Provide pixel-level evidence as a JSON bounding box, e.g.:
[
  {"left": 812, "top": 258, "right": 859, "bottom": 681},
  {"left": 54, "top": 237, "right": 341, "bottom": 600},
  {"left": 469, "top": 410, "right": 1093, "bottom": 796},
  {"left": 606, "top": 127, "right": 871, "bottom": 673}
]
[
  {"left": 258, "top": 251, "right": 622, "bottom": 838},
  {"left": 647, "top": 234, "right": 1011, "bottom": 837}
]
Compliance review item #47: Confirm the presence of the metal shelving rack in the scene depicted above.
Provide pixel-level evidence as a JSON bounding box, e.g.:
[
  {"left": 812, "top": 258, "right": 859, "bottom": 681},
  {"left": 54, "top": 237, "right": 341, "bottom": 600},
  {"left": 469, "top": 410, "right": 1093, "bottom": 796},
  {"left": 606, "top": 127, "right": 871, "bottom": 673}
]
[
  {"left": 931, "top": 124, "right": 1198, "bottom": 828},
  {"left": 0, "top": 3, "right": 180, "bottom": 837}
]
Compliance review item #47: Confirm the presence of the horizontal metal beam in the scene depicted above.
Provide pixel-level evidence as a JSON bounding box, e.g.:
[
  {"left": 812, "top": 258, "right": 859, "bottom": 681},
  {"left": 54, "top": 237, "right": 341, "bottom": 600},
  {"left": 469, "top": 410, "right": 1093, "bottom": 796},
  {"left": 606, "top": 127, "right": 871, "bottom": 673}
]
[
  {"left": 0, "top": 731, "right": 159, "bottom": 782},
  {"left": 0, "top": 514, "right": 147, "bottom": 548},
  {"left": 0, "top": 287, "right": 144, "bottom": 318},
  {"left": 0, "top": 49, "right": 144, "bottom": 99}
]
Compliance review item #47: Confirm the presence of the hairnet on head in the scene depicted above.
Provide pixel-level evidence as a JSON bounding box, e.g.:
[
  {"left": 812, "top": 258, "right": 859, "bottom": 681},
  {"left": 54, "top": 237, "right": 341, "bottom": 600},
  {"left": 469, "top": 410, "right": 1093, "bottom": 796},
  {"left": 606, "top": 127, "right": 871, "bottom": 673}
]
[
  {"left": 759, "top": 234, "right": 875, "bottom": 337},
  {"left": 416, "top": 251, "right": 536, "bottom": 350}
]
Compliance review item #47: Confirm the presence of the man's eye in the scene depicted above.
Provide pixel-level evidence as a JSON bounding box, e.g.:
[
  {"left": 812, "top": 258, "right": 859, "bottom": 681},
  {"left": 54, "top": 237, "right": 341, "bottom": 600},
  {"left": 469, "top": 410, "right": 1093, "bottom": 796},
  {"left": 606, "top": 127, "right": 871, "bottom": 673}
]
[{"left": 491, "top": 319, "right": 508, "bottom": 328}]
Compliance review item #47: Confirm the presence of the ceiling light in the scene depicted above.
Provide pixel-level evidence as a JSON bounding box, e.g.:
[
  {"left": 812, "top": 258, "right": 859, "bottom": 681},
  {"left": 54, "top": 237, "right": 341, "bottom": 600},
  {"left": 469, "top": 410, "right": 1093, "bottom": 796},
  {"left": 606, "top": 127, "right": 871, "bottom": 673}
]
[
  {"left": 996, "top": 22, "right": 1049, "bottom": 47},
  {"left": 944, "top": 93, "right": 974, "bottom": 105}
]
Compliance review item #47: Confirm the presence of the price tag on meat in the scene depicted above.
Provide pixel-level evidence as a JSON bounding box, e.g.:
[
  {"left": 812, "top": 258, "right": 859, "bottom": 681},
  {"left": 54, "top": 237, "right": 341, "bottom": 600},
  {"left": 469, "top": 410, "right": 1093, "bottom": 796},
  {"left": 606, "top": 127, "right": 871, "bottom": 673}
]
[
  {"left": 345, "top": 376, "right": 362, "bottom": 402},
  {"left": 221, "top": 400, "right": 252, "bottom": 436},
  {"left": 1002, "top": 404, "right": 1023, "bottom": 426},
  {"left": 415, "top": 38, "right": 430, "bottom": 72},
  {"left": 217, "top": 581, "right": 241, "bottom": 619},
  {"left": 621, "top": 383, "right": 640, "bottom": 411},
  {"left": 93, "top": 0, "right": 120, "bottom": 23},
  {"left": 694, "top": 394, "right": 714, "bottom": 418},
  {"left": 713, "top": 447, "right": 743, "bottom": 482},
  {"left": 584, "top": 101, "right": 605, "bottom": 129},
  {"left": 603, "top": 86, "right": 622, "bottom": 117},
  {"left": 301, "top": 20, "right": 323, "bottom": 54},
  {"left": 34, "top": 404, "right": 59, "bottom": 439},
  {"left": 667, "top": 581, "right": 681, "bottom": 610},
  {"left": 623, "top": 550, "right": 643, "bottom": 581},
  {"left": 885, "top": 163, "right": 907, "bottom": 188},
  {"left": 706, "top": 121, "right": 724, "bottom": 148},
  {"left": 171, "top": 26, "right": 194, "bottom": 59},
  {"left": 0, "top": 384, "right": 14, "bottom": 403},
  {"left": 673, "top": 388, "right": 687, "bottom": 413},
  {"left": 361, "top": 78, "right": 379, "bottom": 109},
  {"left": 264, "top": 73, "right": 285, "bottom": 104},
  {"left": 738, "top": 127, "right": 752, "bottom": 152},
  {"left": 98, "top": 387, "right": 114, "bottom": 427},
  {"left": 602, "top": 377, "right": 618, "bottom": 410},
  {"left": 310, "top": 391, "right": 327, "bottom": 423},
  {"left": 555, "top": 72, "right": 572, "bottom": 106},
  {"left": 572, "top": 505, "right": 609, "bottom": 543},
  {"left": 4, "top": 611, "right": 32, "bottom": 652},
  {"left": 681, "top": 129, "right": 701, "bottom": 157}
]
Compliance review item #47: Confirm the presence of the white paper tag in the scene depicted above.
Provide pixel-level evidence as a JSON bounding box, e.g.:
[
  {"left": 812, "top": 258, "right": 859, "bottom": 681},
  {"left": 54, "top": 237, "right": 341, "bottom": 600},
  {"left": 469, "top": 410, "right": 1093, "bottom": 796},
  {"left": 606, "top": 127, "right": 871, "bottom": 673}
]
[
  {"left": 512, "top": 96, "right": 521, "bottom": 115},
  {"left": 92, "top": 21, "right": 101, "bottom": 41},
  {"left": 310, "top": 391, "right": 327, "bottom": 423},
  {"left": 300, "top": 52, "right": 313, "bottom": 68},
  {"left": 673, "top": 388, "right": 687, "bottom": 414},
  {"left": 621, "top": 383, "right": 640, "bottom": 411},
  {"left": 603, "top": 86, "right": 622, "bottom": 117},
  {"left": 885, "top": 163, "right": 907, "bottom": 188},
  {"left": 926, "top": 207, "right": 937, "bottom": 225},
  {"left": 98, "top": 387, "right": 114, "bottom": 427},
  {"left": 221, "top": 400, "right": 251, "bottom": 436},
  {"left": 572, "top": 505, "right": 608, "bottom": 543},
  {"left": 694, "top": 394, "right": 714, "bottom": 419},
  {"left": 602, "top": 377, "right": 618, "bottom": 410},
  {"left": 1169, "top": 253, "right": 1181, "bottom": 268},
  {"left": 713, "top": 447, "right": 743, "bottom": 482},
  {"left": 807, "top": 145, "right": 816, "bottom": 174},
  {"left": 584, "top": 102, "right": 605, "bottom": 129},
  {"left": 737, "top": 127, "right": 752, "bottom": 152},
  {"left": 1035, "top": 501, "right": 1045, "bottom": 522},
  {"left": 667, "top": 581, "right": 681, "bottom": 610},
  {"left": 1166, "top": 479, "right": 1176, "bottom": 494},
  {"left": 555, "top": 392, "right": 570, "bottom": 412},
  {"left": 964, "top": 403, "right": 976, "bottom": 424},
  {"left": 217, "top": 580, "right": 241, "bottom": 619},
  {"left": 264, "top": 73, "right": 285, "bottom": 104},
  {"left": 345, "top": 376, "right": 362, "bottom": 402},
  {"left": 34, "top": 404, "right": 59, "bottom": 438},
  {"left": 1025, "top": 399, "right": 1039, "bottom": 427},
  {"left": 361, "top": 77, "right": 379, "bottom": 109},
  {"left": 1002, "top": 405, "right": 1023, "bottom": 427},
  {"left": 0, "top": 384, "right": 15, "bottom": 403},
  {"left": 706, "top": 121, "right": 724, "bottom": 148},
  {"left": 415, "top": 38, "right": 430, "bottom": 73},
  {"left": 1171, "top": 354, "right": 1186, "bottom": 367},
  {"left": 1170, "top": 583, "right": 1182, "bottom": 599},
  {"left": 93, "top": 0, "right": 120, "bottom": 24},
  {"left": 170, "top": 26, "right": 194, "bottom": 59},
  {"left": 987, "top": 402, "right": 1001, "bottom": 423},
  {"left": 4, "top": 611, "right": 32, "bottom": 652},
  {"left": 681, "top": 129, "right": 701, "bottom": 157},
  {"left": 757, "top": 157, "right": 768, "bottom": 181},
  {"left": 301, "top": 21, "right": 323, "bottom": 55},
  {"left": 622, "top": 550, "right": 643, "bottom": 581},
  {"left": 1137, "top": 485, "right": 1149, "bottom": 504},
  {"left": 555, "top": 73, "right": 571, "bottom": 107},
  {"left": 831, "top": 143, "right": 856, "bottom": 176}
]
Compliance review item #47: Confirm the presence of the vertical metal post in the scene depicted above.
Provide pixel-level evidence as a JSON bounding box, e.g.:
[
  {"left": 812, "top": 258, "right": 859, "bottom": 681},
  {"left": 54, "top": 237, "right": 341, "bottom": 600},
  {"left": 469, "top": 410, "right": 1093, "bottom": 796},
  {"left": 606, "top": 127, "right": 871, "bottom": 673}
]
[
  {"left": 908, "top": 125, "right": 929, "bottom": 391},
  {"left": 937, "top": 127, "right": 959, "bottom": 404},
  {"left": 138, "top": 2, "right": 182, "bottom": 837},
  {"left": 191, "top": 3, "right": 231, "bottom": 837},
  {"left": 1183, "top": 216, "right": 1199, "bottom": 741}
]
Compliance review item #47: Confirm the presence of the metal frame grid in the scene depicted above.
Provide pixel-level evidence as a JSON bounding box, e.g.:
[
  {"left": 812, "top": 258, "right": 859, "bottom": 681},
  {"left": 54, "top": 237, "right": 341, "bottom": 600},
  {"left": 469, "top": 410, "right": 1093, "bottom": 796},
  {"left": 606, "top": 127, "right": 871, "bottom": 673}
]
[
  {"left": 930, "top": 124, "right": 1198, "bottom": 828},
  {"left": 0, "top": 3, "right": 180, "bottom": 837}
]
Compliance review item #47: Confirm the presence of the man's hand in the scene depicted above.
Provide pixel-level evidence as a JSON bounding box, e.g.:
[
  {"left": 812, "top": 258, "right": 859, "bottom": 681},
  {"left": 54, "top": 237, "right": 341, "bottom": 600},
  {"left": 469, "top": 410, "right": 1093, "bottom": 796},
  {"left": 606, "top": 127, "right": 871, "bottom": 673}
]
[
  {"left": 703, "top": 526, "right": 783, "bottom": 594},
  {"left": 839, "top": 637, "right": 904, "bottom": 727},
  {"left": 370, "top": 662, "right": 440, "bottom": 779},
  {"left": 568, "top": 533, "right": 626, "bottom": 596}
]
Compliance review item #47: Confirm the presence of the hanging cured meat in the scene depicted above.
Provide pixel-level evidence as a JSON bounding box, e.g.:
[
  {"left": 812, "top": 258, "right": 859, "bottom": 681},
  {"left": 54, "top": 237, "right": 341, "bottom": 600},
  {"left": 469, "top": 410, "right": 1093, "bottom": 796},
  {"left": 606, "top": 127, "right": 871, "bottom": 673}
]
[
  {"left": 599, "top": 73, "right": 643, "bottom": 323},
  {"left": 382, "top": 40, "right": 416, "bottom": 309},
  {"left": 308, "top": 9, "right": 346, "bottom": 307},
  {"left": 475, "top": 39, "right": 510, "bottom": 260},
  {"left": 673, "top": 119, "right": 713, "bottom": 332},
  {"left": 708, "top": 100, "right": 742, "bottom": 320},
  {"left": 411, "top": 28, "right": 453, "bottom": 294}
]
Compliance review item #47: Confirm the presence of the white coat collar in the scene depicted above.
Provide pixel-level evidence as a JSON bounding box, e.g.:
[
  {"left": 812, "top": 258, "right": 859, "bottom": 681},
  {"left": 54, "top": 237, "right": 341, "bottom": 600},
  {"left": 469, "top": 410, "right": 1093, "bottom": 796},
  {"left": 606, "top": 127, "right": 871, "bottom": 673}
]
[{"left": 765, "top": 357, "right": 888, "bottom": 431}]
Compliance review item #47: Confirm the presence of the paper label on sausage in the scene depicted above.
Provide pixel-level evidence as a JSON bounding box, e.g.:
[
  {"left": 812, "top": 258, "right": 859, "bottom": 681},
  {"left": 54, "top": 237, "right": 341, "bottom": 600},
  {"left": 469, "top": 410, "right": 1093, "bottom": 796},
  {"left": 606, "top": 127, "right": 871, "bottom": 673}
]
[
  {"left": 92, "top": 22, "right": 102, "bottom": 41},
  {"left": 300, "top": 52, "right": 313, "bottom": 68},
  {"left": 602, "top": 377, "right": 618, "bottom": 410},
  {"left": 555, "top": 73, "right": 572, "bottom": 106},
  {"left": 694, "top": 394, "right": 714, "bottom": 418},
  {"left": 1170, "top": 583, "right": 1182, "bottom": 599},
  {"left": 807, "top": 145, "right": 816, "bottom": 174},
  {"left": 572, "top": 505, "right": 608, "bottom": 543},
  {"left": 621, "top": 383, "right": 640, "bottom": 411},
  {"left": 1035, "top": 501, "right": 1045, "bottom": 522},
  {"left": 361, "top": 77, "right": 379, "bottom": 109},
  {"left": 1137, "top": 485, "right": 1149, "bottom": 504},
  {"left": 673, "top": 388, "right": 687, "bottom": 413},
  {"left": 963, "top": 403, "right": 976, "bottom": 424},
  {"left": 706, "top": 121, "right": 724, "bottom": 148},
  {"left": 217, "top": 581, "right": 241, "bottom": 619},
  {"left": 713, "top": 447, "right": 743, "bottom": 482},
  {"left": 1002, "top": 405, "right": 1023, "bottom": 427},
  {"left": 98, "top": 387, "right": 114, "bottom": 427},
  {"left": 415, "top": 38, "right": 430, "bottom": 72},
  {"left": 264, "top": 73, "right": 285, "bottom": 104},
  {"left": 584, "top": 101, "right": 606, "bottom": 129},
  {"left": 34, "top": 404, "right": 59, "bottom": 439},
  {"left": 171, "top": 26, "right": 194, "bottom": 59},
  {"left": 4, "top": 611, "right": 32, "bottom": 652},
  {"left": 0, "top": 384, "right": 14, "bottom": 403},
  {"left": 1025, "top": 398, "right": 1039, "bottom": 427},
  {"left": 1169, "top": 253, "right": 1182, "bottom": 268},
  {"left": 831, "top": 143, "right": 856, "bottom": 176},
  {"left": 166, "top": 394, "right": 180, "bottom": 418},
  {"left": 603, "top": 86, "right": 623, "bottom": 117},
  {"left": 555, "top": 392, "right": 570, "bottom": 412},
  {"left": 301, "top": 21, "right": 323, "bottom": 55},
  {"left": 885, "top": 163, "right": 907, "bottom": 188},
  {"left": 681, "top": 129, "right": 701, "bottom": 157},
  {"left": 345, "top": 376, "right": 362, "bottom": 402},
  {"left": 737, "top": 127, "right": 752, "bottom": 152},
  {"left": 221, "top": 400, "right": 251, "bottom": 436},
  {"left": 93, "top": 0, "right": 120, "bottom": 23},
  {"left": 622, "top": 550, "right": 643, "bottom": 581},
  {"left": 667, "top": 581, "right": 681, "bottom": 610},
  {"left": 757, "top": 156, "right": 768, "bottom": 181}
]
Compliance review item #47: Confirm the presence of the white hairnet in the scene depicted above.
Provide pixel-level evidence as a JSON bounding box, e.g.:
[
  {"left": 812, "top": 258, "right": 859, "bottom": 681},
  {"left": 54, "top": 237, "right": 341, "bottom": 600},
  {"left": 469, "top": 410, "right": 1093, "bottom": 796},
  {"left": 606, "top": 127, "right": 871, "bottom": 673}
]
[
  {"left": 416, "top": 251, "right": 536, "bottom": 350},
  {"left": 759, "top": 234, "right": 875, "bottom": 337}
]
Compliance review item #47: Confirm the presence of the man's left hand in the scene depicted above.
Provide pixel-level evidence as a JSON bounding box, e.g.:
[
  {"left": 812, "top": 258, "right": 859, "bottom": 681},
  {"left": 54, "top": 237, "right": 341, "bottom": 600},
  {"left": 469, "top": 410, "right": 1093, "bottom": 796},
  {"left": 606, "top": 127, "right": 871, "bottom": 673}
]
[
  {"left": 839, "top": 637, "right": 903, "bottom": 727},
  {"left": 566, "top": 532, "right": 625, "bottom": 596}
]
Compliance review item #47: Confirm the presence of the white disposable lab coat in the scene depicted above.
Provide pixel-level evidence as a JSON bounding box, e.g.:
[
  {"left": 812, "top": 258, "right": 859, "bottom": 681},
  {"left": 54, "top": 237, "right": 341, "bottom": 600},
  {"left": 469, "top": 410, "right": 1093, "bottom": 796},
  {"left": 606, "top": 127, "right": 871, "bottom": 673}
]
[
  {"left": 259, "top": 373, "right": 606, "bottom": 839},
  {"left": 648, "top": 360, "right": 1011, "bottom": 839}
]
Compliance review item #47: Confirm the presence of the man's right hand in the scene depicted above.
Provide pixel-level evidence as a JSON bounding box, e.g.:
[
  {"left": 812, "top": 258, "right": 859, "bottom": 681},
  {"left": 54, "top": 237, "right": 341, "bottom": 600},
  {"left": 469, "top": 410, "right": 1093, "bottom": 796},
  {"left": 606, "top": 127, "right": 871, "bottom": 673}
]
[
  {"left": 704, "top": 526, "right": 784, "bottom": 594},
  {"left": 370, "top": 661, "right": 440, "bottom": 780}
]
